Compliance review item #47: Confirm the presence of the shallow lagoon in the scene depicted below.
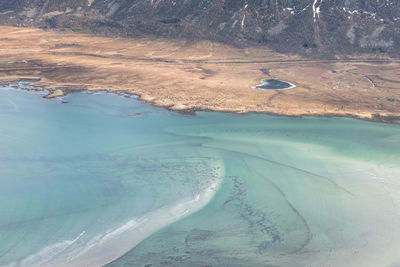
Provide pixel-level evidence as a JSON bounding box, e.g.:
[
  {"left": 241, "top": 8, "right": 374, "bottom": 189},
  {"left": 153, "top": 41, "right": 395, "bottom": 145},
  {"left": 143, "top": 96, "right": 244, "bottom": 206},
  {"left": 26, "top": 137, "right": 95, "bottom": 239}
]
[{"left": 0, "top": 87, "right": 400, "bottom": 266}]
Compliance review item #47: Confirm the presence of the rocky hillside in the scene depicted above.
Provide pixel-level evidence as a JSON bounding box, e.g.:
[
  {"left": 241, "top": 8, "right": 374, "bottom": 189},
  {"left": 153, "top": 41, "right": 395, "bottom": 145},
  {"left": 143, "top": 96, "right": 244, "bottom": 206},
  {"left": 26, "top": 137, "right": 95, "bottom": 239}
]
[{"left": 1, "top": 0, "right": 400, "bottom": 57}]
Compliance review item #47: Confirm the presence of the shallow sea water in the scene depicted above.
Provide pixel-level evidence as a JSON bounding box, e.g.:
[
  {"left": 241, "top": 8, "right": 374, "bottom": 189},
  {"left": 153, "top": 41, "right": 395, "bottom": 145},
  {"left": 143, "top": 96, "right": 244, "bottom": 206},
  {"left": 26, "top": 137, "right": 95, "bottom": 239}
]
[{"left": 0, "top": 87, "right": 399, "bottom": 267}]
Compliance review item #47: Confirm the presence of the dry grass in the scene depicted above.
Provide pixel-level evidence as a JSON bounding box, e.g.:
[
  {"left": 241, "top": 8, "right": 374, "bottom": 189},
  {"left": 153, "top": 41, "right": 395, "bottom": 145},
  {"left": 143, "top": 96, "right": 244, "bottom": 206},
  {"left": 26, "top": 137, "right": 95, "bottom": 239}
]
[{"left": 0, "top": 26, "right": 399, "bottom": 121}]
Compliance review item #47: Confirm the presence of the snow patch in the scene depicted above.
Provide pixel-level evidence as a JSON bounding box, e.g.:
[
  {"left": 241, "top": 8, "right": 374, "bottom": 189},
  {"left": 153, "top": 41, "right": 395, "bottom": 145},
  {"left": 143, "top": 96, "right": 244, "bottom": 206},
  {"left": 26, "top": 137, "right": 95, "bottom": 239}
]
[
  {"left": 285, "top": 7, "right": 295, "bottom": 15},
  {"left": 342, "top": 7, "right": 377, "bottom": 19},
  {"left": 312, "top": 0, "right": 323, "bottom": 22}
]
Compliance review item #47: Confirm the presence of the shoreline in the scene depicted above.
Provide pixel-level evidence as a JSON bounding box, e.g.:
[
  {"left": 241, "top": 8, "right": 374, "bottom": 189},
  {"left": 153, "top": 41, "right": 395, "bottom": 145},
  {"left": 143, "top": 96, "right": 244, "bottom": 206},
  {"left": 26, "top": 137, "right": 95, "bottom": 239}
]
[
  {"left": 14, "top": 158, "right": 225, "bottom": 267},
  {"left": 0, "top": 26, "right": 399, "bottom": 124},
  {"left": 0, "top": 87, "right": 227, "bottom": 267},
  {"left": 2, "top": 79, "right": 399, "bottom": 124},
  {"left": 1, "top": 84, "right": 400, "bottom": 267}
]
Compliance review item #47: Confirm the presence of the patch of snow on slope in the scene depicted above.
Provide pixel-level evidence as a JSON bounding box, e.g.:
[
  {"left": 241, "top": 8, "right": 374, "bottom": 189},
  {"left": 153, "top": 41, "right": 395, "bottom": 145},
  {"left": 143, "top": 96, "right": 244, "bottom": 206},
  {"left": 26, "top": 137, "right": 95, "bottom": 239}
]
[{"left": 312, "top": 0, "right": 322, "bottom": 22}]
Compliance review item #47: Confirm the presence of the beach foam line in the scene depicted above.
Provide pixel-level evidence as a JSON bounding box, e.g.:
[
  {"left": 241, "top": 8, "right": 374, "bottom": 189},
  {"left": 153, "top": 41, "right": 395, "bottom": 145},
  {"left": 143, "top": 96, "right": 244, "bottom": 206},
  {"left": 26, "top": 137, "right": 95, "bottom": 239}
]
[
  {"left": 10, "top": 161, "right": 224, "bottom": 267},
  {"left": 4, "top": 231, "right": 86, "bottom": 267},
  {"left": 62, "top": 178, "right": 221, "bottom": 267}
]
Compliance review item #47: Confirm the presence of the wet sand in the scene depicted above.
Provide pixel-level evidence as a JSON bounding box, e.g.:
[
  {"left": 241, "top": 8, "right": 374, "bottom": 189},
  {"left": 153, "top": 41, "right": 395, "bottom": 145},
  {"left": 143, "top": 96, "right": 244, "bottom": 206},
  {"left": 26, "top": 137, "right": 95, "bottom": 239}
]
[{"left": 0, "top": 26, "right": 399, "bottom": 122}]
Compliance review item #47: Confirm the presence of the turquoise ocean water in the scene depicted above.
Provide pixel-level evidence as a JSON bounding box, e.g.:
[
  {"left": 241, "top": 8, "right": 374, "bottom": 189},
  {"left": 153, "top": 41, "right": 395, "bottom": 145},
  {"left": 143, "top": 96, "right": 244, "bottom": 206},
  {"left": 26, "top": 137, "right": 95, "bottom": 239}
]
[{"left": 0, "top": 85, "right": 399, "bottom": 266}]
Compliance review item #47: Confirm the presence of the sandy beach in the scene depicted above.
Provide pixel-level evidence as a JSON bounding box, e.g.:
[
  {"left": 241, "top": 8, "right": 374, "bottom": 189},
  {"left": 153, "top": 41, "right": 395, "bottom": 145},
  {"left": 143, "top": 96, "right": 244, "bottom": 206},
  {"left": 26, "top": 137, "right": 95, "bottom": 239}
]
[{"left": 0, "top": 26, "right": 399, "bottom": 122}]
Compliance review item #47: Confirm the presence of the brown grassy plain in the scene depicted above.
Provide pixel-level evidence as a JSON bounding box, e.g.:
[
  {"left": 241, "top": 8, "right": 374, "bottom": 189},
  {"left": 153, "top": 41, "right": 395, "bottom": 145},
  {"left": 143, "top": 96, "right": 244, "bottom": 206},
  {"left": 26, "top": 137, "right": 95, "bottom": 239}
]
[{"left": 0, "top": 26, "right": 399, "bottom": 121}]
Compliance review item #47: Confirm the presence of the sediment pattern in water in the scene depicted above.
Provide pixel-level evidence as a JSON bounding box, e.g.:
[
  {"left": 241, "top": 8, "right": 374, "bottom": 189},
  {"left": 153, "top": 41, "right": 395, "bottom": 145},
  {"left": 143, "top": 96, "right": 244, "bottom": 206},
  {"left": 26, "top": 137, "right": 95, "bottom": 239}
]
[{"left": 0, "top": 86, "right": 399, "bottom": 267}]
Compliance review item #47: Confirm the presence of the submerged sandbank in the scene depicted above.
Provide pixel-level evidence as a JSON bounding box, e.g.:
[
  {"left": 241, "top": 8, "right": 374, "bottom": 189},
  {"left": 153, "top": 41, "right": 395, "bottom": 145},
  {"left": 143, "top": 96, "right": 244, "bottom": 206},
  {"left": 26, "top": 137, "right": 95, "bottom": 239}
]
[
  {"left": 0, "top": 88, "right": 225, "bottom": 267},
  {"left": 1, "top": 86, "right": 400, "bottom": 267}
]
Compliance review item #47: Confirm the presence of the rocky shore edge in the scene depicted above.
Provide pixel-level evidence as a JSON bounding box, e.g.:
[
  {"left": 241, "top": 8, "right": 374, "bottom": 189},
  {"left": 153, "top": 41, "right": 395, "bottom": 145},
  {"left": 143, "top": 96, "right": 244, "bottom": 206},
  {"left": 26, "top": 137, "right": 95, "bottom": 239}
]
[{"left": 1, "top": 78, "right": 399, "bottom": 124}]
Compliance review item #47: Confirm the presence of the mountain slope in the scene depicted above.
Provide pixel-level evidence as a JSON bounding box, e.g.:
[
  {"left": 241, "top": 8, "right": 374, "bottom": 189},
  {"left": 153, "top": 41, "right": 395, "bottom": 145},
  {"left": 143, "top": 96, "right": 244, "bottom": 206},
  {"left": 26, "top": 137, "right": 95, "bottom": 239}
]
[{"left": 1, "top": 0, "right": 399, "bottom": 57}]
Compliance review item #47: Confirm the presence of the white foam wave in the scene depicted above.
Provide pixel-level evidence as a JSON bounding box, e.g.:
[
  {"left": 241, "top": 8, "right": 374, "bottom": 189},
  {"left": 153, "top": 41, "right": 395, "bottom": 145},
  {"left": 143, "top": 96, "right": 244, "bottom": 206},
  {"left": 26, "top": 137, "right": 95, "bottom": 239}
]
[
  {"left": 62, "top": 178, "right": 222, "bottom": 267},
  {"left": 11, "top": 231, "right": 86, "bottom": 267},
  {"left": 10, "top": 161, "right": 224, "bottom": 267}
]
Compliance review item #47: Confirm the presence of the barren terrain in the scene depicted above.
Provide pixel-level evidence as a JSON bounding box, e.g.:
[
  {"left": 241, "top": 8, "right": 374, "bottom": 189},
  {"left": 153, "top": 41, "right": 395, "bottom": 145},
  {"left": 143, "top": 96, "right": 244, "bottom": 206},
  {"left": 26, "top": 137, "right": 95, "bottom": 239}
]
[{"left": 0, "top": 26, "right": 399, "bottom": 121}]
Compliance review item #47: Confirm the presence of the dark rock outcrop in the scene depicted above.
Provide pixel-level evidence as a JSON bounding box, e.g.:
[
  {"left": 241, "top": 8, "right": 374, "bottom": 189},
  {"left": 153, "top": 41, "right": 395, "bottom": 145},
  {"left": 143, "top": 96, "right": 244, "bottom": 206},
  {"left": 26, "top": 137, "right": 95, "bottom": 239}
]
[{"left": 1, "top": 0, "right": 399, "bottom": 57}]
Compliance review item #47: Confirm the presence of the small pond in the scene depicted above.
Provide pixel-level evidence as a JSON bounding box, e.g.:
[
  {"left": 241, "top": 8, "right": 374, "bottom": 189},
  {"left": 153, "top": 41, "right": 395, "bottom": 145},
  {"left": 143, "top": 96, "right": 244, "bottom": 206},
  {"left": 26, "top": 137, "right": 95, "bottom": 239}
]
[{"left": 253, "top": 78, "right": 296, "bottom": 90}]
